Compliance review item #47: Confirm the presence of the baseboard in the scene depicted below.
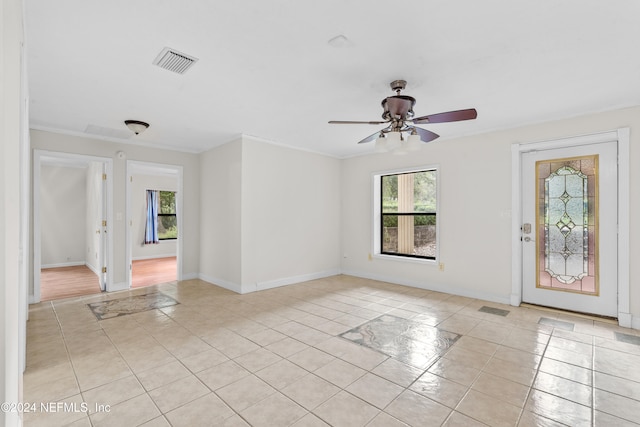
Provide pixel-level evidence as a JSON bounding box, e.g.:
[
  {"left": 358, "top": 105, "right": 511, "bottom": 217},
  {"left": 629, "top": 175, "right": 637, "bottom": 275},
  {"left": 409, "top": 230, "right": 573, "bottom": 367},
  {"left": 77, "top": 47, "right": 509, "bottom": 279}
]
[
  {"left": 85, "top": 263, "right": 100, "bottom": 276},
  {"left": 254, "top": 269, "right": 341, "bottom": 293},
  {"left": 198, "top": 273, "right": 242, "bottom": 294},
  {"left": 41, "top": 261, "right": 84, "bottom": 269},
  {"left": 180, "top": 272, "right": 199, "bottom": 281},
  {"left": 132, "top": 255, "right": 177, "bottom": 261},
  {"left": 341, "top": 269, "right": 512, "bottom": 305}
]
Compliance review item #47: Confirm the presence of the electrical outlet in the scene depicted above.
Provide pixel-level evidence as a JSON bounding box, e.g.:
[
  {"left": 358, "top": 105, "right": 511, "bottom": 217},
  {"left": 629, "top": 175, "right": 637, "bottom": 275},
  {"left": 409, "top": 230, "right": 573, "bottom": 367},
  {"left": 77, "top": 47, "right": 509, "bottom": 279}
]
[{"left": 439, "top": 262, "right": 445, "bottom": 271}]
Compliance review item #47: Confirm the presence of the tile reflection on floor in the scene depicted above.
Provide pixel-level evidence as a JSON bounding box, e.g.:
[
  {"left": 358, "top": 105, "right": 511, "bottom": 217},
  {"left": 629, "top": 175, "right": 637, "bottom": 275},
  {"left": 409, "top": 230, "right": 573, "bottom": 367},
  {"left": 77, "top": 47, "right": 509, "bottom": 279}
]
[
  {"left": 340, "top": 314, "right": 460, "bottom": 369},
  {"left": 25, "top": 275, "right": 640, "bottom": 426}
]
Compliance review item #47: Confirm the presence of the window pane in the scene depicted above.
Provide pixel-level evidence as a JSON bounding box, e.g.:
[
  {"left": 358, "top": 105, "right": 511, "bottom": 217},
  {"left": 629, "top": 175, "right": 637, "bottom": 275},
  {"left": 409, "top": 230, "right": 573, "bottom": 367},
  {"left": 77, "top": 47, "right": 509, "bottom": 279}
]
[
  {"left": 159, "top": 191, "right": 176, "bottom": 214},
  {"left": 382, "top": 214, "right": 436, "bottom": 258},
  {"left": 381, "top": 175, "right": 398, "bottom": 213},
  {"left": 413, "top": 171, "right": 436, "bottom": 213},
  {"left": 158, "top": 215, "right": 177, "bottom": 239},
  {"left": 382, "top": 171, "right": 436, "bottom": 214}
]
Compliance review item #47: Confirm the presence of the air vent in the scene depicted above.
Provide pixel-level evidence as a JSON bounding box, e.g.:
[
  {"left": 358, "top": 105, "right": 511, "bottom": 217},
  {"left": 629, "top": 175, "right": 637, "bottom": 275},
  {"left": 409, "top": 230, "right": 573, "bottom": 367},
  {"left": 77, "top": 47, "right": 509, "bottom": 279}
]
[{"left": 152, "top": 47, "right": 198, "bottom": 74}]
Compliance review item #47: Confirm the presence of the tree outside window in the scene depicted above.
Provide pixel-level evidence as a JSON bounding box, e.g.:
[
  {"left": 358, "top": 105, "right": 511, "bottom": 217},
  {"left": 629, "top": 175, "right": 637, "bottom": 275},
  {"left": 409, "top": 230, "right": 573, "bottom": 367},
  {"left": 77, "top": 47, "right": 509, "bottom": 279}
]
[{"left": 158, "top": 191, "right": 177, "bottom": 240}]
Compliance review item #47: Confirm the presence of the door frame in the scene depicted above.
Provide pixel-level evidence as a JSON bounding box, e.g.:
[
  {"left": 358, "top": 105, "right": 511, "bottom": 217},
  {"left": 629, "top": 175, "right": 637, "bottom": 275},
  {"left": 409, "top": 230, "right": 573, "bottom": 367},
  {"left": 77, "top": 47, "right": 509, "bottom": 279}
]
[
  {"left": 125, "top": 160, "right": 183, "bottom": 290},
  {"left": 510, "top": 128, "right": 630, "bottom": 326},
  {"left": 32, "top": 150, "right": 114, "bottom": 303}
]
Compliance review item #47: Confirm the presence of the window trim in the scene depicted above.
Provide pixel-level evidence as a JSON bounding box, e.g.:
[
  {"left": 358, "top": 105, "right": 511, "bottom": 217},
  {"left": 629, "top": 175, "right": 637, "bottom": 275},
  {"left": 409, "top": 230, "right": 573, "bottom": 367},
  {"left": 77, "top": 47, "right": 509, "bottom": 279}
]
[{"left": 372, "top": 165, "right": 439, "bottom": 264}]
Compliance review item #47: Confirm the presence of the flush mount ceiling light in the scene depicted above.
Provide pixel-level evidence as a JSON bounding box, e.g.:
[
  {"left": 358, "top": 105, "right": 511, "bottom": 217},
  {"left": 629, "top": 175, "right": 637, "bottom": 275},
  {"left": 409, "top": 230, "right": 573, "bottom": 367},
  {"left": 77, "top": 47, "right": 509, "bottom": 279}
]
[{"left": 124, "top": 120, "right": 149, "bottom": 135}]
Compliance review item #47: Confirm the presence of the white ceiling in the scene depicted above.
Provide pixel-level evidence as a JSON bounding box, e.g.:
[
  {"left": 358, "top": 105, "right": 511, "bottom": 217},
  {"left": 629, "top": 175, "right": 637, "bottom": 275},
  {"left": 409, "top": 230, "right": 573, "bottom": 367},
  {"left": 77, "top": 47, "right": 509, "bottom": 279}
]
[{"left": 25, "top": 0, "right": 640, "bottom": 158}]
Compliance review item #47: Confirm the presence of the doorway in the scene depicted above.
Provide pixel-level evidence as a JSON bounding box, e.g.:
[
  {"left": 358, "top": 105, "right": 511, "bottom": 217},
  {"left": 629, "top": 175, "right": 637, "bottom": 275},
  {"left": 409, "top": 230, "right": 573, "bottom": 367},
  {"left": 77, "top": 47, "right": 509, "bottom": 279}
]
[
  {"left": 33, "top": 150, "right": 113, "bottom": 303},
  {"left": 126, "top": 161, "right": 183, "bottom": 289},
  {"left": 511, "top": 129, "right": 630, "bottom": 323}
]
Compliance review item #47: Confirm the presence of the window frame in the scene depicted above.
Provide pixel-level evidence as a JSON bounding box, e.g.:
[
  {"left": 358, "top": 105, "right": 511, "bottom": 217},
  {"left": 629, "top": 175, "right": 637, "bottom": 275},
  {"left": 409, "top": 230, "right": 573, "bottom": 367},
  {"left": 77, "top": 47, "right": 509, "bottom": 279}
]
[
  {"left": 372, "top": 165, "right": 439, "bottom": 264},
  {"left": 157, "top": 190, "right": 177, "bottom": 241}
]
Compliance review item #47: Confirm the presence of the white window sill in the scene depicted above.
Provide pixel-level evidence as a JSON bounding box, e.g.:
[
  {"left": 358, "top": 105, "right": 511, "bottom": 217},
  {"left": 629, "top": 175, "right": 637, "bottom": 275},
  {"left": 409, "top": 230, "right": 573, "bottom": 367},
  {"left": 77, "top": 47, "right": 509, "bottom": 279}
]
[{"left": 373, "top": 253, "right": 438, "bottom": 265}]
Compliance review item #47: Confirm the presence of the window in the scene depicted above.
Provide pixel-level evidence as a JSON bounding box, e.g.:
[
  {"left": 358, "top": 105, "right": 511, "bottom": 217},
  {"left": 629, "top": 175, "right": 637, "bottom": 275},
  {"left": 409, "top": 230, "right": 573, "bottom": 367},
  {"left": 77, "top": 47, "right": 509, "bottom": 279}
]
[
  {"left": 157, "top": 191, "right": 177, "bottom": 240},
  {"left": 376, "top": 169, "right": 437, "bottom": 260}
]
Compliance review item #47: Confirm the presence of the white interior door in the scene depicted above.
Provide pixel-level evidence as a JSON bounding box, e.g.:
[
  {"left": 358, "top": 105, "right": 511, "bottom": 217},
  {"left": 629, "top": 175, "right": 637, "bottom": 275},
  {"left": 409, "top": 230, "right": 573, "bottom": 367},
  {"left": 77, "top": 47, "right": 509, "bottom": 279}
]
[{"left": 521, "top": 141, "right": 618, "bottom": 317}]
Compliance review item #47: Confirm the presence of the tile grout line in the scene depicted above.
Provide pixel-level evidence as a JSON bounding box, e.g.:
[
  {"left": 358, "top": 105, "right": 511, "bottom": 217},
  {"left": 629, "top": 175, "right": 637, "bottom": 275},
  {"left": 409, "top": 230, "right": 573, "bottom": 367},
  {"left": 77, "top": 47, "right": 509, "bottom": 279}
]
[
  {"left": 49, "top": 300, "right": 91, "bottom": 424},
  {"left": 513, "top": 323, "right": 553, "bottom": 427},
  {"left": 446, "top": 324, "right": 504, "bottom": 427},
  {"left": 591, "top": 338, "right": 596, "bottom": 427}
]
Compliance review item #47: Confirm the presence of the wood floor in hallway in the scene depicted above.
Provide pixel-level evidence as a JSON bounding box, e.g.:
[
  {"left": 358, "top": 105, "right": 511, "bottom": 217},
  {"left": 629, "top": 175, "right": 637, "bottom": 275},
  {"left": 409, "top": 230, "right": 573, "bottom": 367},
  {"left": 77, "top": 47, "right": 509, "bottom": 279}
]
[
  {"left": 40, "top": 256, "right": 177, "bottom": 301},
  {"left": 40, "top": 265, "right": 101, "bottom": 301}
]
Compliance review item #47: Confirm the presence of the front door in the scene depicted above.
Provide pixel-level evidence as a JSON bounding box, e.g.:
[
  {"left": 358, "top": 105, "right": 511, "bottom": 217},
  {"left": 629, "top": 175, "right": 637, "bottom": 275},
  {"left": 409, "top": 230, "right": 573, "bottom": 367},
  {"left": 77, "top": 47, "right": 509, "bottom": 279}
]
[{"left": 521, "top": 140, "right": 618, "bottom": 317}]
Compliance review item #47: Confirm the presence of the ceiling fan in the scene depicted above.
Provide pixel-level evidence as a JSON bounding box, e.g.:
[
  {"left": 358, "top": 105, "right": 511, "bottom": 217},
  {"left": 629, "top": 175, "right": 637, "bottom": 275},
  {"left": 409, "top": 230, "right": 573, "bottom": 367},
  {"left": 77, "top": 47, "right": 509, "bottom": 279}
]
[{"left": 329, "top": 80, "right": 477, "bottom": 150}]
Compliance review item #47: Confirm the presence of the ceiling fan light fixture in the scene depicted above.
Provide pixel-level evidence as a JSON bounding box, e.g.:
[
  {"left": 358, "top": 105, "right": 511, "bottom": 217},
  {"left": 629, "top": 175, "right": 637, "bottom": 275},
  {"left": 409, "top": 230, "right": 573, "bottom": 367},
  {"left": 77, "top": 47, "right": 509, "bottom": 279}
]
[
  {"left": 374, "top": 135, "right": 388, "bottom": 153},
  {"left": 406, "top": 133, "right": 422, "bottom": 152},
  {"left": 385, "top": 131, "right": 402, "bottom": 151},
  {"left": 124, "top": 120, "right": 149, "bottom": 135}
]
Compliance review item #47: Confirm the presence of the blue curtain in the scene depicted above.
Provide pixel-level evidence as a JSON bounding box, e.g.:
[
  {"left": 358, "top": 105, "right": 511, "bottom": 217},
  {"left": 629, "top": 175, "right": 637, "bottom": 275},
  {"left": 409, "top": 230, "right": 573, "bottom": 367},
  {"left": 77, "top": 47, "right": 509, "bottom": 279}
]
[{"left": 145, "top": 190, "right": 159, "bottom": 244}]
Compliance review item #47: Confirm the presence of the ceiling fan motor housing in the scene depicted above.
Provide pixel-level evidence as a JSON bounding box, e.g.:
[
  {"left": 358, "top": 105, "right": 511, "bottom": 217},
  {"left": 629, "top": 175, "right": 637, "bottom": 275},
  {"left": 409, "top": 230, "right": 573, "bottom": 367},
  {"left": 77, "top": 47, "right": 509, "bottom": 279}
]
[{"left": 381, "top": 95, "right": 416, "bottom": 121}]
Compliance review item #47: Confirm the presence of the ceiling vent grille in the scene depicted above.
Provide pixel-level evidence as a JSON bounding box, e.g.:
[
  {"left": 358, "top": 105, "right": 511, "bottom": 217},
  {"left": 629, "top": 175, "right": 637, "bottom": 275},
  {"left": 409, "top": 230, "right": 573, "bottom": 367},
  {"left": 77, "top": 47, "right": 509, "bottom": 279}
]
[{"left": 152, "top": 47, "right": 198, "bottom": 74}]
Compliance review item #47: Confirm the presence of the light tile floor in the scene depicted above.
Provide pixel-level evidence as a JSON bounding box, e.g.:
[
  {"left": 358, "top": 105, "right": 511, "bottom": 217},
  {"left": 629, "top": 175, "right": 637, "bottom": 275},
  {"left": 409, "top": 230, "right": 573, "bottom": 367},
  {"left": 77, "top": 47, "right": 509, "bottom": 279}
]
[{"left": 24, "top": 275, "right": 640, "bottom": 426}]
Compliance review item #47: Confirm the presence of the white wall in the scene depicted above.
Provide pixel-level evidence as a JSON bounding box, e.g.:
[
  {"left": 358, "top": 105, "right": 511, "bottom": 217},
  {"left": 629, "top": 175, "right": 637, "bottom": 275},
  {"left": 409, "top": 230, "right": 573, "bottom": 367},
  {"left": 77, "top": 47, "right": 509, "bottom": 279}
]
[
  {"left": 241, "top": 137, "right": 341, "bottom": 291},
  {"left": 199, "top": 136, "right": 342, "bottom": 293},
  {"left": 2, "top": 0, "right": 25, "bottom": 424},
  {"left": 341, "top": 107, "right": 640, "bottom": 321},
  {"left": 30, "top": 130, "right": 200, "bottom": 290},
  {"left": 199, "top": 138, "right": 243, "bottom": 290},
  {"left": 39, "top": 165, "right": 86, "bottom": 267},
  {"left": 131, "top": 173, "right": 178, "bottom": 260}
]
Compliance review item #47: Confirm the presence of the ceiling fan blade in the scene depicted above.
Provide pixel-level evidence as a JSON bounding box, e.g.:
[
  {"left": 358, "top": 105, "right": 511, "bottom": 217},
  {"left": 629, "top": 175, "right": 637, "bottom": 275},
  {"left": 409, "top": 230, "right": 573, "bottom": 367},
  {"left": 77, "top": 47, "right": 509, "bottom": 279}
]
[
  {"left": 357, "top": 131, "right": 382, "bottom": 144},
  {"left": 329, "top": 120, "right": 388, "bottom": 125},
  {"left": 413, "top": 127, "right": 440, "bottom": 143},
  {"left": 412, "top": 108, "right": 477, "bottom": 124}
]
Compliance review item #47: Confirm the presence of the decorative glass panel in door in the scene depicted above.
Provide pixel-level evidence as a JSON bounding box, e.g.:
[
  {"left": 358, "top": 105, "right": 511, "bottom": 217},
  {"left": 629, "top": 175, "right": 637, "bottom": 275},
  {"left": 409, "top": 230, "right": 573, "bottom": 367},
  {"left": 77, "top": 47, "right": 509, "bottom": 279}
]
[{"left": 536, "top": 155, "right": 598, "bottom": 295}]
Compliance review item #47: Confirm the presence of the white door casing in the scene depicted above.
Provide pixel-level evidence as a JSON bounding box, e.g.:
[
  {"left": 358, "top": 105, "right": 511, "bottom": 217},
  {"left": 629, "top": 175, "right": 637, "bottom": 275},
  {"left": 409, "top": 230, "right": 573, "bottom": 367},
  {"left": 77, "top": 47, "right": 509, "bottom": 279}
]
[
  {"left": 521, "top": 141, "right": 617, "bottom": 317},
  {"left": 32, "top": 150, "right": 113, "bottom": 303},
  {"left": 511, "top": 129, "right": 631, "bottom": 326},
  {"left": 125, "top": 160, "right": 184, "bottom": 290}
]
